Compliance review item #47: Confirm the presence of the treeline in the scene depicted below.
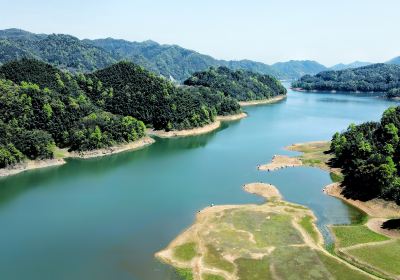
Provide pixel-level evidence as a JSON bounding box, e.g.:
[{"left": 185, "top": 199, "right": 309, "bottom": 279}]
[
  {"left": 0, "top": 59, "right": 244, "bottom": 168},
  {"left": 184, "top": 66, "right": 287, "bottom": 101},
  {"left": 292, "top": 64, "right": 400, "bottom": 97},
  {"left": 331, "top": 106, "right": 400, "bottom": 204}
]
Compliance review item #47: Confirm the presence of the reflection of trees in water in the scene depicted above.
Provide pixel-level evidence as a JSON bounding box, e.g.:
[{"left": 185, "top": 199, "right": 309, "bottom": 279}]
[{"left": 0, "top": 123, "right": 233, "bottom": 206}]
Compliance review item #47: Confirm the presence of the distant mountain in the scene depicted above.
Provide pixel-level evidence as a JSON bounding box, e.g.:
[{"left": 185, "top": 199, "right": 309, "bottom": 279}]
[
  {"left": 0, "top": 28, "right": 116, "bottom": 72},
  {"left": 387, "top": 56, "right": 400, "bottom": 65},
  {"left": 292, "top": 63, "right": 400, "bottom": 96},
  {"left": 86, "top": 38, "right": 282, "bottom": 80},
  {"left": 330, "top": 61, "right": 372, "bottom": 71},
  {"left": 0, "top": 28, "right": 328, "bottom": 81},
  {"left": 271, "top": 60, "right": 327, "bottom": 80}
]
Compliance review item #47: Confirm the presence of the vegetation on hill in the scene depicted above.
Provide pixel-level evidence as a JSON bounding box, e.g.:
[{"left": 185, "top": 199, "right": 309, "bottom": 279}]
[
  {"left": 0, "top": 59, "right": 146, "bottom": 167},
  {"left": 330, "top": 106, "right": 400, "bottom": 204},
  {"left": 292, "top": 64, "right": 400, "bottom": 96},
  {"left": 0, "top": 29, "right": 116, "bottom": 72},
  {"left": 0, "top": 59, "right": 245, "bottom": 168},
  {"left": 86, "top": 62, "right": 240, "bottom": 130},
  {"left": 184, "top": 66, "right": 287, "bottom": 101},
  {"left": 1, "top": 28, "right": 329, "bottom": 81},
  {"left": 387, "top": 56, "right": 400, "bottom": 65}
]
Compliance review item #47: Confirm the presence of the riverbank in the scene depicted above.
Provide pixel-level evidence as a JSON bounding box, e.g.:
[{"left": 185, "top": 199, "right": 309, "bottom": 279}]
[
  {"left": 0, "top": 136, "right": 155, "bottom": 178},
  {"left": 68, "top": 136, "right": 155, "bottom": 159},
  {"left": 324, "top": 183, "right": 400, "bottom": 219},
  {"left": 215, "top": 112, "right": 247, "bottom": 121},
  {"left": 147, "top": 121, "right": 221, "bottom": 138},
  {"left": 156, "top": 182, "right": 375, "bottom": 280},
  {"left": 238, "top": 94, "right": 286, "bottom": 106},
  {"left": 0, "top": 158, "right": 66, "bottom": 178}
]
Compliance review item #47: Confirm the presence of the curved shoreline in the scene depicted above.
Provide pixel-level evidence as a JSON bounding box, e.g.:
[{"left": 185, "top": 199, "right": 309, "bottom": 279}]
[
  {"left": 238, "top": 94, "right": 287, "bottom": 106},
  {"left": 215, "top": 112, "right": 247, "bottom": 121},
  {"left": 323, "top": 183, "right": 400, "bottom": 219},
  {"left": 147, "top": 121, "right": 221, "bottom": 138},
  {"left": 0, "top": 136, "right": 155, "bottom": 178}
]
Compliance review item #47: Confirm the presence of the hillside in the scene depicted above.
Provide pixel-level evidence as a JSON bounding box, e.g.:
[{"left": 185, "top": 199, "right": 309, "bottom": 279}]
[
  {"left": 0, "top": 59, "right": 242, "bottom": 168},
  {"left": 0, "top": 59, "right": 146, "bottom": 167},
  {"left": 330, "top": 61, "right": 372, "bottom": 71},
  {"left": 331, "top": 106, "right": 400, "bottom": 205},
  {"left": 184, "top": 66, "right": 287, "bottom": 101},
  {"left": 387, "top": 56, "right": 400, "bottom": 65},
  {"left": 292, "top": 63, "right": 400, "bottom": 96},
  {"left": 0, "top": 29, "right": 116, "bottom": 72},
  {"left": 271, "top": 60, "right": 327, "bottom": 80},
  {"left": 0, "top": 28, "right": 328, "bottom": 81}
]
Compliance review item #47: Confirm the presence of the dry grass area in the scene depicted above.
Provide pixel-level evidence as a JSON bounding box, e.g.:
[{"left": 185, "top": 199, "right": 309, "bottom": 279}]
[{"left": 156, "top": 183, "right": 375, "bottom": 280}]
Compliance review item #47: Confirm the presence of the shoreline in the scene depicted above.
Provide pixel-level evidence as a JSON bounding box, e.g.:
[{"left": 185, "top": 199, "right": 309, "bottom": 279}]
[
  {"left": 0, "top": 136, "right": 155, "bottom": 178},
  {"left": 68, "top": 136, "right": 155, "bottom": 159},
  {"left": 147, "top": 121, "right": 221, "bottom": 138},
  {"left": 323, "top": 183, "right": 400, "bottom": 219},
  {"left": 238, "top": 94, "right": 286, "bottom": 106},
  {"left": 0, "top": 158, "right": 66, "bottom": 178},
  {"left": 215, "top": 112, "right": 247, "bottom": 121}
]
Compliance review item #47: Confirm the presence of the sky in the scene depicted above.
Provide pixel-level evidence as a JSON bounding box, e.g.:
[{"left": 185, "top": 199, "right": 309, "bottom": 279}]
[{"left": 1, "top": 0, "right": 399, "bottom": 66}]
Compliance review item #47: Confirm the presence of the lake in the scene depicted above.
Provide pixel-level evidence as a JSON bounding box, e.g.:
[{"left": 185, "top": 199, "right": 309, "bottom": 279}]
[{"left": 0, "top": 87, "right": 397, "bottom": 280}]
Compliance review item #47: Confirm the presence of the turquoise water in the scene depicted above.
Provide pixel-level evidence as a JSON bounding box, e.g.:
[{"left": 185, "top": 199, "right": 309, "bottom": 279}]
[{"left": 0, "top": 87, "right": 397, "bottom": 280}]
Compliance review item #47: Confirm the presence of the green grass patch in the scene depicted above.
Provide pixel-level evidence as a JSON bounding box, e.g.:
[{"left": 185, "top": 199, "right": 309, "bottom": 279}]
[
  {"left": 316, "top": 251, "right": 373, "bottom": 280},
  {"left": 332, "top": 225, "right": 389, "bottom": 248},
  {"left": 299, "top": 215, "right": 319, "bottom": 243},
  {"left": 202, "top": 273, "right": 225, "bottom": 280},
  {"left": 235, "top": 257, "right": 271, "bottom": 280},
  {"left": 175, "top": 268, "right": 193, "bottom": 280},
  {"left": 330, "top": 172, "right": 344, "bottom": 183},
  {"left": 270, "top": 247, "right": 332, "bottom": 279},
  {"left": 230, "top": 210, "right": 303, "bottom": 247},
  {"left": 173, "top": 242, "right": 197, "bottom": 262},
  {"left": 346, "top": 240, "right": 400, "bottom": 276},
  {"left": 204, "top": 244, "right": 235, "bottom": 273}
]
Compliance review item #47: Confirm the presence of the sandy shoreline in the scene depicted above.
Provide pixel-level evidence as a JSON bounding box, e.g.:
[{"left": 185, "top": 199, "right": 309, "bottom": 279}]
[
  {"left": 0, "top": 158, "right": 66, "bottom": 178},
  {"left": 147, "top": 121, "right": 221, "bottom": 138},
  {"left": 323, "top": 183, "right": 400, "bottom": 219},
  {"left": 238, "top": 94, "right": 287, "bottom": 106},
  {"left": 68, "top": 136, "right": 155, "bottom": 159},
  {"left": 0, "top": 136, "right": 155, "bottom": 178},
  {"left": 215, "top": 112, "right": 247, "bottom": 121},
  {"left": 258, "top": 155, "right": 302, "bottom": 171}
]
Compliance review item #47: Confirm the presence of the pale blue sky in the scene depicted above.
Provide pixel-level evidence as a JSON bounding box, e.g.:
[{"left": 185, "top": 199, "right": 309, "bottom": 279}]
[{"left": 1, "top": 0, "right": 399, "bottom": 66}]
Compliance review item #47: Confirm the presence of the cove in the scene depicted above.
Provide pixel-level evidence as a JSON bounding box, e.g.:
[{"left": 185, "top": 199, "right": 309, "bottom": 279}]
[{"left": 0, "top": 86, "right": 397, "bottom": 280}]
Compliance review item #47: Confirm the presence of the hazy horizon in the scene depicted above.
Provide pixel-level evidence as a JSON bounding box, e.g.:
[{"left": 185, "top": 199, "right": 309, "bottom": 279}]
[{"left": 1, "top": 0, "right": 400, "bottom": 66}]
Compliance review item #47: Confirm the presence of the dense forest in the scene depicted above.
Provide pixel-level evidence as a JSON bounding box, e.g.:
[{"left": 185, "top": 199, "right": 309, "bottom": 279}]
[
  {"left": 0, "top": 29, "right": 330, "bottom": 81},
  {"left": 292, "top": 64, "right": 400, "bottom": 97},
  {"left": 184, "top": 66, "right": 287, "bottom": 101},
  {"left": 0, "top": 59, "right": 245, "bottom": 168},
  {"left": 331, "top": 106, "right": 400, "bottom": 204}
]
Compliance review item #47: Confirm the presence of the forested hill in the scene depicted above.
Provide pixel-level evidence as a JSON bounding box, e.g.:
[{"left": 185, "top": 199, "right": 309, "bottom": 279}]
[
  {"left": 183, "top": 66, "right": 287, "bottom": 101},
  {"left": 292, "top": 64, "right": 400, "bottom": 97},
  {"left": 0, "top": 59, "right": 241, "bottom": 168},
  {"left": 331, "top": 106, "right": 400, "bottom": 205},
  {"left": 1, "top": 28, "right": 325, "bottom": 81},
  {"left": 0, "top": 29, "right": 116, "bottom": 72}
]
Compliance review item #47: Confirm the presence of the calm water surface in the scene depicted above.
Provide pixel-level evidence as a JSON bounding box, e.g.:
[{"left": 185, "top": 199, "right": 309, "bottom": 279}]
[{"left": 0, "top": 87, "right": 397, "bottom": 280}]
